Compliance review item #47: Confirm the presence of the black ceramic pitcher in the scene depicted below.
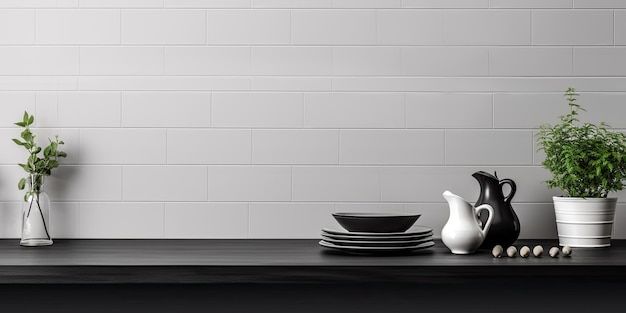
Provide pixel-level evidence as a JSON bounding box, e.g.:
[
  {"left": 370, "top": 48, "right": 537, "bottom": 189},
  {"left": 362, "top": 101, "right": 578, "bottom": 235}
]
[{"left": 473, "top": 171, "right": 520, "bottom": 249}]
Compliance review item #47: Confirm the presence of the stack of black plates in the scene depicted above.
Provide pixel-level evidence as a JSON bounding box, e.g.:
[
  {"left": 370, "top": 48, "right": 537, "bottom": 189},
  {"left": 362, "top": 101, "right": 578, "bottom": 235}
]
[{"left": 319, "top": 226, "right": 435, "bottom": 255}]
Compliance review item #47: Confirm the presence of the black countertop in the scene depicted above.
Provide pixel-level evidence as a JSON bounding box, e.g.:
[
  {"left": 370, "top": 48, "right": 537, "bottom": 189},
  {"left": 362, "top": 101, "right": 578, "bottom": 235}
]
[{"left": 1, "top": 239, "right": 625, "bottom": 284}]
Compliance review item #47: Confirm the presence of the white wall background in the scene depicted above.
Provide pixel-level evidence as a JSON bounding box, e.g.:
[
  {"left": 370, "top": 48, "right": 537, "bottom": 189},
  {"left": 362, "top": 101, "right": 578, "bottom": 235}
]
[{"left": 1, "top": 0, "right": 626, "bottom": 239}]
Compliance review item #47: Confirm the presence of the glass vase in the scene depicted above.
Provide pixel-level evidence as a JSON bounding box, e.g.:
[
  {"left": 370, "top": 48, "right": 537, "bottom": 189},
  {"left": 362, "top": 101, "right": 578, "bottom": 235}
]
[{"left": 20, "top": 174, "right": 53, "bottom": 246}]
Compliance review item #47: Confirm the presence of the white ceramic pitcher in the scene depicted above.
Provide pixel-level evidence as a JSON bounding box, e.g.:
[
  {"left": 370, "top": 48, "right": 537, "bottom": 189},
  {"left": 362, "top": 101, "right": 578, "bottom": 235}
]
[{"left": 441, "top": 190, "right": 494, "bottom": 254}]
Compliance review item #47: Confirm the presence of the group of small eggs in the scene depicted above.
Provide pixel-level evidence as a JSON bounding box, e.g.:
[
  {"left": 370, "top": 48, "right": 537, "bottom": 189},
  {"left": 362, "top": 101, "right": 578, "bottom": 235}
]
[{"left": 491, "top": 244, "right": 572, "bottom": 258}]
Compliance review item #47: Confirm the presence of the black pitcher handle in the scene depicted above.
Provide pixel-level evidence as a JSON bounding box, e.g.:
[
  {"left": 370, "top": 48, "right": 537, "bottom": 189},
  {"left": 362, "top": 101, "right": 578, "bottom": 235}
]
[{"left": 499, "top": 179, "right": 516, "bottom": 203}]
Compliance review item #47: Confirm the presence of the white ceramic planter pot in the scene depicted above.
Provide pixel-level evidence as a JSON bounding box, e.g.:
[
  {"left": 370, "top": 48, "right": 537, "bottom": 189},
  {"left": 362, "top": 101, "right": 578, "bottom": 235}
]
[{"left": 553, "top": 196, "right": 617, "bottom": 248}]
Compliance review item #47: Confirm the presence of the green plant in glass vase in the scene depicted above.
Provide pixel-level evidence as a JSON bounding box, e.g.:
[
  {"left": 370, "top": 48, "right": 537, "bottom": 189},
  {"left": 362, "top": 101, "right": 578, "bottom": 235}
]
[
  {"left": 12, "top": 111, "right": 66, "bottom": 246},
  {"left": 536, "top": 88, "right": 626, "bottom": 247}
]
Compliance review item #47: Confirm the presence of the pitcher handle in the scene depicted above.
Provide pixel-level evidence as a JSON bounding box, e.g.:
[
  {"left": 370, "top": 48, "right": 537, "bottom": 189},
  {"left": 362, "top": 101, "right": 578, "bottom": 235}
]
[
  {"left": 474, "top": 204, "right": 494, "bottom": 238},
  {"left": 499, "top": 179, "right": 517, "bottom": 203}
]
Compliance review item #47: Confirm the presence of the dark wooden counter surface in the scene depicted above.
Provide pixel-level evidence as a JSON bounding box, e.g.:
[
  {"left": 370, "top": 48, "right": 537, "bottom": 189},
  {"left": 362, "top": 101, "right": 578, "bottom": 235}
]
[{"left": 1, "top": 239, "right": 625, "bottom": 284}]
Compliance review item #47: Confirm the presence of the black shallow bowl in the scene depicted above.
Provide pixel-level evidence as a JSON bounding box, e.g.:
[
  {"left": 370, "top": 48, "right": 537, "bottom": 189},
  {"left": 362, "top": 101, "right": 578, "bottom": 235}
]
[{"left": 332, "top": 213, "right": 421, "bottom": 233}]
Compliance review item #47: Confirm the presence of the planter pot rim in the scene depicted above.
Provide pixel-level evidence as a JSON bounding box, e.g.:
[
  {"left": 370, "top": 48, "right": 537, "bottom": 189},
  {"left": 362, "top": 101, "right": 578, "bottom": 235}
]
[{"left": 552, "top": 196, "right": 617, "bottom": 203}]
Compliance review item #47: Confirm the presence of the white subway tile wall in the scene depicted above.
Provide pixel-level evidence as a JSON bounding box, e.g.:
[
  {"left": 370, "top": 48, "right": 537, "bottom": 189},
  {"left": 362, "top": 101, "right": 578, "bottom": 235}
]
[{"left": 0, "top": 1, "right": 624, "bottom": 239}]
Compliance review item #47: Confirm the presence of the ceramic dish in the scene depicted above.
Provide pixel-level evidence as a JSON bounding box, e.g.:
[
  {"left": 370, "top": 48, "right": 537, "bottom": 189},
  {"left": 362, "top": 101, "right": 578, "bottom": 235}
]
[
  {"left": 322, "top": 226, "right": 433, "bottom": 237},
  {"left": 320, "top": 230, "right": 433, "bottom": 241},
  {"left": 320, "top": 235, "right": 433, "bottom": 247},
  {"left": 332, "top": 213, "right": 421, "bottom": 233},
  {"left": 318, "top": 240, "right": 435, "bottom": 255}
]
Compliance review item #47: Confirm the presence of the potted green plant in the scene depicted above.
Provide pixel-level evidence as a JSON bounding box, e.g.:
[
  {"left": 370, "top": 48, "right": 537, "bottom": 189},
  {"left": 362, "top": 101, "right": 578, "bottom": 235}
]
[
  {"left": 537, "top": 88, "right": 626, "bottom": 247},
  {"left": 12, "top": 111, "right": 66, "bottom": 246}
]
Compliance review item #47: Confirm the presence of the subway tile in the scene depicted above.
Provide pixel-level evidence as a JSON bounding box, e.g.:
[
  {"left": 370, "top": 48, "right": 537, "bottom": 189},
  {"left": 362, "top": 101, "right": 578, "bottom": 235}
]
[
  {"left": 122, "top": 92, "right": 211, "bottom": 127},
  {"left": 445, "top": 130, "right": 533, "bottom": 165},
  {"left": 574, "top": 0, "right": 626, "bottom": 8},
  {"left": 80, "top": 47, "right": 163, "bottom": 76},
  {"left": 207, "top": 166, "right": 291, "bottom": 201},
  {"left": 0, "top": 129, "right": 31, "bottom": 165},
  {"left": 533, "top": 10, "right": 613, "bottom": 45},
  {"left": 249, "top": 203, "right": 335, "bottom": 238},
  {"left": 491, "top": 0, "right": 572, "bottom": 8},
  {"left": 167, "top": 129, "right": 252, "bottom": 164},
  {"left": 207, "top": 10, "right": 290, "bottom": 44},
  {"left": 80, "top": 0, "right": 163, "bottom": 7},
  {"left": 0, "top": 166, "right": 27, "bottom": 201},
  {"left": 0, "top": 47, "right": 78, "bottom": 75},
  {"left": 340, "top": 130, "right": 444, "bottom": 165},
  {"left": 31, "top": 128, "right": 80, "bottom": 165},
  {"left": 498, "top": 92, "right": 626, "bottom": 129},
  {"left": 50, "top": 202, "right": 80, "bottom": 238},
  {"left": 534, "top": 129, "right": 546, "bottom": 166},
  {"left": 0, "top": 128, "right": 78, "bottom": 166},
  {"left": 122, "top": 10, "right": 205, "bottom": 44},
  {"left": 212, "top": 93, "right": 303, "bottom": 128},
  {"left": 380, "top": 166, "right": 559, "bottom": 203},
  {"left": 406, "top": 93, "right": 492, "bottom": 129},
  {"left": 165, "top": 47, "right": 251, "bottom": 75},
  {"left": 0, "top": 77, "right": 77, "bottom": 91},
  {"left": 80, "top": 203, "right": 164, "bottom": 238},
  {"left": 377, "top": 10, "right": 444, "bottom": 45},
  {"left": 292, "top": 167, "right": 379, "bottom": 202},
  {"left": 513, "top": 203, "right": 558, "bottom": 239},
  {"left": 0, "top": 10, "right": 34, "bottom": 44},
  {"left": 404, "top": 0, "right": 488, "bottom": 8},
  {"left": 617, "top": 11, "right": 626, "bottom": 45},
  {"left": 80, "top": 129, "right": 166, "bottom": 164},
  {"left": 166, "top": 0, "right": 251, "bottom": 8},
  {"left": 253, "top": 130, "right": 339, "bottom": 164},
  {"left": 304, "top": 93, "right": 404, "bottom": 128},
  {"left": 56, "top": 92, "right": 121, "bottom": 127},
  {"left": 405, "top": 203, "right": 448, "bottom": 238},
  {"left": 46, "top": 166, "right": 123, "bottom": 201},
  {"left": 0, "top": 1, "right": 77, "bottom": 8},
  {"left": 402, "top": 47, "right": 488, "bottom": 76},
  {"left": 0, "top": 92, "right": 36, "bottom": 127},
  {"left": 489, "top": 47, "right": 572, "bottom": 77},
  {"left": 493, "top": 93, "right": 563, "bottom": 129},
  {"left": 252, "top": 47, "right": 332, "bottom": 76},
  {"left": 331, "top": 77, "right": 626, "bottom": 93},
  {"left": 444, "top": 10, "right": 530, "bottom": 45},
  {"left": 252, "top": 0, "right": 330, "bottom": 8},
  {"left": 165, "top": 203, "right": 249, "bottom": 238},
  {"left": 252, "top": 77, "right": 331, "bottom": 92},
  {"left": 574, "top": 48, "right": 626, "bottom": 76},
  {"left": 292, "top": 10, "right": 377, "bottom": 45},
  {"left": 0, "top": 202, "right": 20, "bottom": 238},
  {"left": 79, "top": 76, "right": 251, "bottom": 91},
  {"left": 36, "top": 9, "right": 120, "bottom": 44},
  {"left": 573, "top": 93, "right": 626, "bottom": 128},
  {"left": 614, "top": 204, "right": 626, "bottom": 239},
  {"left": 332, "top": 0, "right": 401, "bottom": 8},
  {"left": 332, "top": 47, "right": 401, "bottom": 76},
  {"left": 35, "top": 92, "right": 58, "bottom": 127},
  {"left": 123, "top": 166, "right": 208, "bottom": 201},
  {"left": 334, "top": 203, "right": 405, "bottom": 216}
]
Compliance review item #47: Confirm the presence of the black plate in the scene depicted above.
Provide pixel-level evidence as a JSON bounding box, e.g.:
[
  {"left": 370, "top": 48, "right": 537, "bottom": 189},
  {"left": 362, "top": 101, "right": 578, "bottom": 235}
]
[{"left": 319, "top": 240, "right": 435, "bottom": 255}]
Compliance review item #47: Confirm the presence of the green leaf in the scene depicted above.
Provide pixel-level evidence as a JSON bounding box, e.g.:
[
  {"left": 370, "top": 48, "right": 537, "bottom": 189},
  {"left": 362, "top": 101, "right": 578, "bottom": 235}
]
[
  {"left": 27, "top": 115, "right": 34, "bottom": 126},
  {"left": 12, "top": 139, "right": 25, "bottom": 146},
  {"left": 14, "top": 122, "right": 26, "bottom": 127},
  {"left": 18, "top": 178, "right": 26, "bottom": 190}
]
